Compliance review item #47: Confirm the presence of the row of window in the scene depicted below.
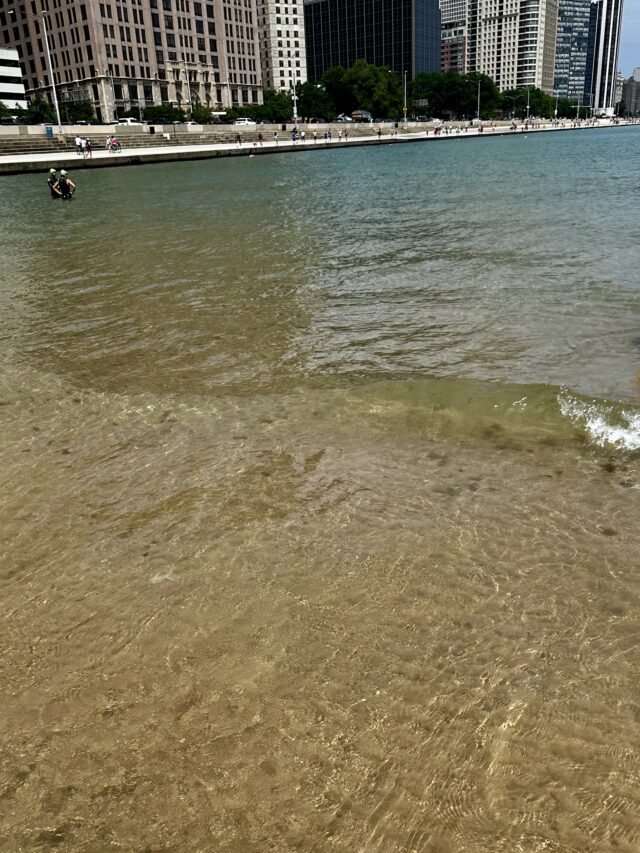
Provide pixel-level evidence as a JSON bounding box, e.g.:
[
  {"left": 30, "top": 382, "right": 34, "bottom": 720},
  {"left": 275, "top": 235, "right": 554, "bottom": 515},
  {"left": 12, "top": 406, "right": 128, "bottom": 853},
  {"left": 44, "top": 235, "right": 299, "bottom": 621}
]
[{"left": 106, "top": 43, "right": 150, "bottom": 64}]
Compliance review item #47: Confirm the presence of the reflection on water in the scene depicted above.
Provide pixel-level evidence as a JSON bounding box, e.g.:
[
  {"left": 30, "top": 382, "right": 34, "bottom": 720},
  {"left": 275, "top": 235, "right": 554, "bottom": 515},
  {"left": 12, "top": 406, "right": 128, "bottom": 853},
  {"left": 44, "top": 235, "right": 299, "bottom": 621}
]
[{"left": 1, "top": 127, "right": 640, "bottom": 851}]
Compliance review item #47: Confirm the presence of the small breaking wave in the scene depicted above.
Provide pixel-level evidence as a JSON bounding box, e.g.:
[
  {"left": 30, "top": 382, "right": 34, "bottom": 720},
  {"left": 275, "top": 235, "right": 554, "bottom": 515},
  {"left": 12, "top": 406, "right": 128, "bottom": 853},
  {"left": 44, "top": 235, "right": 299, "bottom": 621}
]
[{"left": 558, "top": 391, "right": 640, "bottom": 450}]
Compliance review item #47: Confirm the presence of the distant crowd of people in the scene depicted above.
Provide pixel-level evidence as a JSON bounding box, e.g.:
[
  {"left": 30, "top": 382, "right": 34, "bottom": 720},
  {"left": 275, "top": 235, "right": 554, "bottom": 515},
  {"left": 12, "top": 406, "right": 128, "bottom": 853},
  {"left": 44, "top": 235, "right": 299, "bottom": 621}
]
[{"left": 74, "top": 134, "right": 92, "bottom": 158}]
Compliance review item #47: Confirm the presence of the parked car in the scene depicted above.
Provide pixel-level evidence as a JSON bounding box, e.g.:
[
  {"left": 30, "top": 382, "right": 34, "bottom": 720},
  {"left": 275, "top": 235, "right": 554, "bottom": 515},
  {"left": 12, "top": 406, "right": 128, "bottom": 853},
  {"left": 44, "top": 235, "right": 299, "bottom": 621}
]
[
  {"left": 117, "top": 117, "right": 141, "bottom": 125},
  {"left": 308, "top": 117, "right": 325, "bottom": 124},
  {"left": 351, "top": 109, "right": 373, "bottom": 123},
  {"left": 415, "top": 115, "right": 431, "bottom": 122},
  {"left": 147, "top": 118, "right": 173, "bottom": 125},
  {"left": 205, "top": 117, "right": 224, "bottom": 124},
  {"left": 234, "top": 117, "right": 256, "bottom": 125},
  {"left": 335, "top": 114, "right": 353, "bottom": 123}
]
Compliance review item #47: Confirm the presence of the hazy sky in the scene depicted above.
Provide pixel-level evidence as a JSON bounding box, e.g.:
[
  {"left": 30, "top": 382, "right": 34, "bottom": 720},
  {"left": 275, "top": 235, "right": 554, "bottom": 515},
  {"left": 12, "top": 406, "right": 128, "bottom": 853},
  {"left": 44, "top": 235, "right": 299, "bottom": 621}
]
[{"left": 620, "top": 0, "right": 640, "bottom": 75}]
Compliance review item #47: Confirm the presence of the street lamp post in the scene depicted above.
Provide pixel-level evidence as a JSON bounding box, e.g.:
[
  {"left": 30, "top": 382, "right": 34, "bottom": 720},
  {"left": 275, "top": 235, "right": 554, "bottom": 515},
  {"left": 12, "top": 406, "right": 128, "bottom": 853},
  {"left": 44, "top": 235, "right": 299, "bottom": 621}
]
[
  {"left": 554, "top": 89, "right": 559, "bottom": 118},
  {"left": 292, "top": 72, "right": 298, "bottom": 123},
  {"left": 182, "top": 52, "right": 192, "bottom": 117},
  {"left": 9, "top": 6, "right": 62, "bottom": 133},
  {"left": 403, "top": 70, "right": 407, "bottom": 123},
  {"left": 477, "top": 78, "right": 481, "bottom": 120},
  {"left": 526, "top": 87, "right": 530, "bottom": 121}
]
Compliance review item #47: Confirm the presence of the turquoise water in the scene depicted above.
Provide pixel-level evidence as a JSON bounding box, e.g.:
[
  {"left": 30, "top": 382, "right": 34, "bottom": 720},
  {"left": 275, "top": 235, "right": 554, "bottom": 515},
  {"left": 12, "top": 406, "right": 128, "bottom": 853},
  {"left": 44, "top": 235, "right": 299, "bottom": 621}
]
[{"left": 2, "top": 126, "right": 640, "bottom": 852}]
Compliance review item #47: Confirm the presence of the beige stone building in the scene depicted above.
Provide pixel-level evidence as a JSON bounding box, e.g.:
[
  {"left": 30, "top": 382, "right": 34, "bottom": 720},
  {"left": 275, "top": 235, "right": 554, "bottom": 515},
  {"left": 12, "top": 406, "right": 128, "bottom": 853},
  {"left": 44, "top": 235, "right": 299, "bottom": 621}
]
[
  {"left": 0, "top": 0, "right": 263, "bottom": 121},
  {"left": 255, "top": 0, "right": 306, "bottom": 94},
  {"left": 467, "top": 0, "right": 559, "bottom": 93}
]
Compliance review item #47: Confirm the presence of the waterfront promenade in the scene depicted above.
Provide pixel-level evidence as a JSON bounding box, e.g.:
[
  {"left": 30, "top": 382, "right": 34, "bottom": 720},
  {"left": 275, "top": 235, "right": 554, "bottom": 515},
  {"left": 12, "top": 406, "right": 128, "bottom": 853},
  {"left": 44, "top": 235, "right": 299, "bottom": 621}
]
[{"left": 0, "top": 118, "right": 633, "bottom": 176}]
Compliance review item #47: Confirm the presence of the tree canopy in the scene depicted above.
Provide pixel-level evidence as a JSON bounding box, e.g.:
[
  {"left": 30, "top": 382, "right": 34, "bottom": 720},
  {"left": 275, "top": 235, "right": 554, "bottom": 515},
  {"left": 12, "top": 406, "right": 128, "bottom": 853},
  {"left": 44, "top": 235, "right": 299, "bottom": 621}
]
[{"left": 321, "top": 61, "right": 403, "bottom": 118}]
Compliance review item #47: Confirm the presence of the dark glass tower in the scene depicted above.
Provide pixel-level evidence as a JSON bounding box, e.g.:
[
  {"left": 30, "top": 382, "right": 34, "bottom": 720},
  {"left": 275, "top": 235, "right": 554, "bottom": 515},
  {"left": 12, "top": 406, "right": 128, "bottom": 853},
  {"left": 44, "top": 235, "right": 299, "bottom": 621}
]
[
  {"left": 554, "top": 0, "right": 592, "bottom": 102},
  {"left": 303, "top": 0, "right": 441, "bottom": 81}
]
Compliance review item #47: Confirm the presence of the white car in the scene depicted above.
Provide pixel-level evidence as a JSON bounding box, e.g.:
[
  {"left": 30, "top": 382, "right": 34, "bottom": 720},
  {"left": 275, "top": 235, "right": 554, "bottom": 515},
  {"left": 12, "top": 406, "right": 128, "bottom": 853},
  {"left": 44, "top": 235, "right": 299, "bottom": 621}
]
[
  {"left": 117, "top": 117, "right": 141, "bottom": 125},
  {"left": 234, "top": 117, "right": 256, "bottom": 126}
]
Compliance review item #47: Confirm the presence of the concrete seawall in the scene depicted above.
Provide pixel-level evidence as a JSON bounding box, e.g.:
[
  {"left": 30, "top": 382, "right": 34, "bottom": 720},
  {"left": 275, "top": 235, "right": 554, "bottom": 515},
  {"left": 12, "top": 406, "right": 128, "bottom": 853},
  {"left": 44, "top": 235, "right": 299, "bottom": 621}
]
[{"left": 0, "top": 120, "right": 634, "bottom": 176}]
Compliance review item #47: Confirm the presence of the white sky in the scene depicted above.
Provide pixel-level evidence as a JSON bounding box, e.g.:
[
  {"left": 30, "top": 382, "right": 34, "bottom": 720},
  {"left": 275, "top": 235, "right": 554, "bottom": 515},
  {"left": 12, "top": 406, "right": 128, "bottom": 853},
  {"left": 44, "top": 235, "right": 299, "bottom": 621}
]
[{"left": 620, "top": 0, "right": 640, "bottom": 75}]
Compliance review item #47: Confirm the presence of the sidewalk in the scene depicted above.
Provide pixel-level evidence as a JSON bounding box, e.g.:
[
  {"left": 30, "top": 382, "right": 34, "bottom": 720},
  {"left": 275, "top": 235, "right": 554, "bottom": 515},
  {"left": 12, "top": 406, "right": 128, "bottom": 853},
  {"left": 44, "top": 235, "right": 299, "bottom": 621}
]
[{"left": 0, "top": 120, "right": 626, "bottom": 176}]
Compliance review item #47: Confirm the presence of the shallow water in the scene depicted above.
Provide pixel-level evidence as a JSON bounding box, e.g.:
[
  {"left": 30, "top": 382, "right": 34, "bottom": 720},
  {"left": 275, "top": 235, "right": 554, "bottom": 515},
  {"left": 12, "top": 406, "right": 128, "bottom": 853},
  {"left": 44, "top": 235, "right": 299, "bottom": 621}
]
[{"left": 1, "top": 127, "right": 640, "bottom": 852}]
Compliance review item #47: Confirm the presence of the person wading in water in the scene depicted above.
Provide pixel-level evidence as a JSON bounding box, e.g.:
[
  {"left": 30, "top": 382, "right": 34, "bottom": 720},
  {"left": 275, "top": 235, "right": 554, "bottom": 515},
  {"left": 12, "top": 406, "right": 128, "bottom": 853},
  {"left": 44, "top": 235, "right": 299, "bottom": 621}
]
[
  {"left": 47, "top": 168, "right": 60, "bottom": 198},
  {"left": 56, "top": 169, "right": 76, "bottom": 200}
]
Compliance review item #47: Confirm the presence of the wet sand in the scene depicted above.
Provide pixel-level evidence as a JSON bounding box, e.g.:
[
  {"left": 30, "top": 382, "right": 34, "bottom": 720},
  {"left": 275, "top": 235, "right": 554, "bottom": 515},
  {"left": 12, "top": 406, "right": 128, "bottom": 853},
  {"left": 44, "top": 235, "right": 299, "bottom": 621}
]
[{"left": 2, "top": 381, "right": 640, "bottom": 852}]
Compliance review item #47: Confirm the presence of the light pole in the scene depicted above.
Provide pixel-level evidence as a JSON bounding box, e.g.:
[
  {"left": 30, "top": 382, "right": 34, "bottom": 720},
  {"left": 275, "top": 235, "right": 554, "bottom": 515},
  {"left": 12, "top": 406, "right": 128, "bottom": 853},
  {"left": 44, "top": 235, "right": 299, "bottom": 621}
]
[
  {"left": 182, "top": 52, "right": 192, "bottom": 117},
  {"left": 292, "top": 72, "right": 298, "bottom": 123},
  {"left": 554, "top": 89, "right": 559, "bottom": 118},
  {"left": 9, "top": 6, "right": 62, "bottom": 133},
  {"left": 526, "top": 86, "right": 530, "bottom": 121},
  {"left": 403, "top": 70, "right": 407, "bottom": 123},
  {"left": 477, "top": 78, "right": 481, "bottom": 120}
]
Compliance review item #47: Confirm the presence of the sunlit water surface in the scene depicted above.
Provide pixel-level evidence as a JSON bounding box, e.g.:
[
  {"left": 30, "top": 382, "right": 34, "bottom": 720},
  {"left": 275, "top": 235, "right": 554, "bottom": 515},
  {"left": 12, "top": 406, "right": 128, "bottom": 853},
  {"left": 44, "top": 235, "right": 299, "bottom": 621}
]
[{"left": 2, "top": 127, "right": 640, "bottom": 852}]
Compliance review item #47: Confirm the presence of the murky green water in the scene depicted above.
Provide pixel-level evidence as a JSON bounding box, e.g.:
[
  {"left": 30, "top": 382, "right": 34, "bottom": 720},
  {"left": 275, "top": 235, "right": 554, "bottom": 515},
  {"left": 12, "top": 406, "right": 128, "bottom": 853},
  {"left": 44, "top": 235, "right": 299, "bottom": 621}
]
[{"left": 2, "top": 127, "right": 640, "bottom": 852}]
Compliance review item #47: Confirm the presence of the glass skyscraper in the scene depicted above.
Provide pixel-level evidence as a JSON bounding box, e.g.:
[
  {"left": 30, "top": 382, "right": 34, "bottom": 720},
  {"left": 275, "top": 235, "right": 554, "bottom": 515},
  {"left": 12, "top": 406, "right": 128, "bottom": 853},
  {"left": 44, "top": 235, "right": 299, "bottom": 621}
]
[
  {"left": 587, "top": 0, "right": 624, "bottom": 114},
  {"left": 554, "top": 0, "right": 592, "bottom": 101},
  {"left": 303, "top": 0, "right": 441, "bottom": 81}
]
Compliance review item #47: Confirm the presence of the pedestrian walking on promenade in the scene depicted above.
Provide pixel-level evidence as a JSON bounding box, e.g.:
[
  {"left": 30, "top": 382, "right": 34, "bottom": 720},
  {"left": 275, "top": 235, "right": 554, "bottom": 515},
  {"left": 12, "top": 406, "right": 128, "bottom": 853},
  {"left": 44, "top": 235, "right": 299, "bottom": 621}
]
[
  {"left": 75, "top": 135, "right": 82, "bottom": 155},
  {"left": 273, "top": 131, "right": 278, "bottom": 145}
]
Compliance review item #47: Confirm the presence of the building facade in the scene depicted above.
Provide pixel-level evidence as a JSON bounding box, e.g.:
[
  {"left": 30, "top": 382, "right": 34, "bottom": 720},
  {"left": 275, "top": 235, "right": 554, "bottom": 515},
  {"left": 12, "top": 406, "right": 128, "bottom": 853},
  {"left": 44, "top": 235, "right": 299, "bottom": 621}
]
[
  {"left": 0, "top": 47, "right": 27, "bottom": 110},
  {"left": 256, "top": 0, "right": 306, "bottom": 91},
  {"left": 586, "top": 0, "right": 623, "bottom": 115},
  {"left": 303, "top": 0, "right": 441, "bottom": 82},
  {"left": 0, "top": 0, "right": 263, "bottom": 123},
  {"left": 440, "top": 0, "right": 467, "bottom": 72},
  {"left": 467, "top": 0, "right": 559, "bottom": 93},
  {"left": 621, "top": 66, "right": 640, "bottom": 115},
  {"left": 553, "top": 0, "right": 591, "bottom": 100}
]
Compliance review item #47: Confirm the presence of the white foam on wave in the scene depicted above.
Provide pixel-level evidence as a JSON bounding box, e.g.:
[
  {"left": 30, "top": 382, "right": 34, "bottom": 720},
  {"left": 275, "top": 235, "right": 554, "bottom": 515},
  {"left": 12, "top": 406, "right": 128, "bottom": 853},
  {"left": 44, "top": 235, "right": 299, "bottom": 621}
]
[{"left": 558, "top": 391, "right": 640, "bottom": 450}]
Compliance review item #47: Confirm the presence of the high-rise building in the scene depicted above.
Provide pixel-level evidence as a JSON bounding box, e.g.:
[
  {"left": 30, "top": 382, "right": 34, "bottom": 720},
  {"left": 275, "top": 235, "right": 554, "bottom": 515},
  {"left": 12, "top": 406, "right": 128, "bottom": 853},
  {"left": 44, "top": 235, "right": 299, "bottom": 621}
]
[
  {"left": 440, "top": 0, "right": 467, "bottom": 73},
  {"left": 586, "top": 0, "right": 624, "bottom": 115},
  {"left": 467, "top": 0, "right": 559, "bottom": 93},
  {"left": 0, "top": 0, "right": 263, "bottom": 123},
  {"left": 0, "top": 47, "right": 27, "bottom": 110},
  {"left": 553, "top": 0, "right": 591, "bottom": 101},
  {"left": 621, "top": 66, "right": 640, "bottom": 115},
  {"left": 303, "top": 0, "right": 441, "bottom": 82},
  {"left": 256, "top": 0, "right": 307, "bottom": 92}
]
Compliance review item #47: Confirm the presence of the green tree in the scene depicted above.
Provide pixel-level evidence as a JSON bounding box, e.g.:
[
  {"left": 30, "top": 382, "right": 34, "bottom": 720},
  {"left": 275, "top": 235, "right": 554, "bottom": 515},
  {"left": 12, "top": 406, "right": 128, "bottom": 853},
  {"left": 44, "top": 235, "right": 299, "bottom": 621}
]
[
  {"left": 344, "top": 60, "right": 403, "bottom": 118},
  {"left": 191, "top": 102, "right": 213, "bottom": 123},
  {"left": 320, "top": 65, "right": 354, "bottom": 115},
  {"left": 143, "top": 103, "right": 186, "bottom": 122},
  {"left": 296, "top": 81, "right": 334, "bottom": 120},
  {"left": 320, "top": 61, "right": 403, "bottom": 119},
  {"left": 260, "top": 88, "right": 293, "bottom": 122},
  {"left": 0, "top": 101, "right": 11, "bottom": 118},
  {"left": 410, "top": 71, "right": 497, "bottom": 119},
  {"left": 20, "top": 91, "right": 55, "bottom": 124},
  {"left": 61, "top": 99, "right": 95, "bottom": 123},
  {"left": 500, "top": 87, "right": 554, "bottom": 119}
]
